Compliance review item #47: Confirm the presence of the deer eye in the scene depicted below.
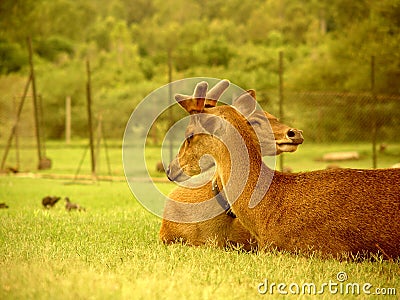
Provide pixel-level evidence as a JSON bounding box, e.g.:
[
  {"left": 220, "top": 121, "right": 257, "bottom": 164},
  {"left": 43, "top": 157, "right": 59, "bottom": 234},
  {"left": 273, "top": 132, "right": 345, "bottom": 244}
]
[{"left": 186, "top": 134, "right": 194, "bottom": 145}]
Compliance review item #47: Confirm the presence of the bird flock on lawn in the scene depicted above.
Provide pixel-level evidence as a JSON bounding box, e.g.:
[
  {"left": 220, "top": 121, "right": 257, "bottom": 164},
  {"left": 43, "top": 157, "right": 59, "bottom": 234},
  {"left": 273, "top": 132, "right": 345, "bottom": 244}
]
[
  {"left": 42, "top": 196, "right": 85, "bottom": 211},
  {"left": 0, "top": 196, "right": 85, "bottom": 211}
]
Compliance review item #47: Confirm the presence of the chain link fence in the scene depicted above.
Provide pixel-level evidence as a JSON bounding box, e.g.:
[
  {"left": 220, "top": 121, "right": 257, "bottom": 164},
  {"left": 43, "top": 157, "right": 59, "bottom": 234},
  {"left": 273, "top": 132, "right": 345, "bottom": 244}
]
[
  {"left": 285, "top": 91, "right": 399, "bottom": 143},
  {"left": 0, "top": 94, "right": 38, "bottom": 172},
  {"left": 1, "top": 55, "right": 399, "bottom": 173},
  {"left": 259, "top": 89, "right": 400, "bottom": 171}
]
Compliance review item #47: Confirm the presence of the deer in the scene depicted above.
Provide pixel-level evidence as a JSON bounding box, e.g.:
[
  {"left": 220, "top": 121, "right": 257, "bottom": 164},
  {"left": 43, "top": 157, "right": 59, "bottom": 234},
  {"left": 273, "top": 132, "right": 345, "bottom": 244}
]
[
  {"left": 160, "top": 80, "right": 304, "bottom": 250},
  {"left": 166, "top": 81, "right": 400, "bottom": 259}
]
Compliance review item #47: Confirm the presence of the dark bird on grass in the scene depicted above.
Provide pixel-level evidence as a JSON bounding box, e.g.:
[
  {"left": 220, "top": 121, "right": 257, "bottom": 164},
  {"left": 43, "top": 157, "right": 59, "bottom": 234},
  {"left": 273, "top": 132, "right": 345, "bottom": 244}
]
[
  {"left": 6, "top": 166, "right": 18, "bottom": 174},
  {"left": 65, "top": 197, "right": 85, "bottom": 212},
  {"left": 42, "top": 196, "right": 61, "bottom": 208},
  {"left": 0, "top": 203, "right": 9, "bottom": 209}
]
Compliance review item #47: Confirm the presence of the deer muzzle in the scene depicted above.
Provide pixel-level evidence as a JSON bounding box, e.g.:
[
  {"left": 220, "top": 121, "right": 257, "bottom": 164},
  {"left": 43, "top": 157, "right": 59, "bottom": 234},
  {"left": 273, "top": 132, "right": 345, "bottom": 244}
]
[{"left": 286, "top": 128, "right": 304, "bottom": 144}]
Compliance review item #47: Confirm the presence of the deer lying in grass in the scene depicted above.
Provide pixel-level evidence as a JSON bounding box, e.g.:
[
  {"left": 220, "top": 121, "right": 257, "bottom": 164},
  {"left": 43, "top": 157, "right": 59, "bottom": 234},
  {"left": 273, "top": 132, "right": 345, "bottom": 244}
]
[
  {"left": 167, "top": 85, "right": 400, "bottom": 259},
  {"left": 160, "top": 80, "right": 304, "bottom": 250}
]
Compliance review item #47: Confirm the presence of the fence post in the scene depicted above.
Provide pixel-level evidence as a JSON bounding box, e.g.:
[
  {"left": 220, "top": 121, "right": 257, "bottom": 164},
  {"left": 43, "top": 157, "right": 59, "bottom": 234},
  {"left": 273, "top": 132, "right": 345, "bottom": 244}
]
[
  {"left": 371, "top": 56, "right": 377, "bottom": 169},
  {"left": 66, "top": 96, "right": 71, "bottom": 145},
  {"left": 13, "top": 97, "right": 20, "bottom": 170},
  {"left": 86, "top": 58, "right": 96, "bottom": 178},
  {"left": 27, "top": 37, "right": 43, "bottom": 166},
  {"left": 278, "top": 51, "right": 285, "bottom": 171},
  {"left": 167, "top": 48, "right": 173, "bottom": 163}
]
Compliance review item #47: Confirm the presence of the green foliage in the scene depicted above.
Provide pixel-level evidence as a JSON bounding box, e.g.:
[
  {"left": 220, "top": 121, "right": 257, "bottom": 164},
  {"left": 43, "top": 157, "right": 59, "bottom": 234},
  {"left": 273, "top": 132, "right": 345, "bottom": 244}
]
[
  {"left": 0, "top": 0, "right": 399, "bottom": 141},
  {"left": 35, "top": 36, "right": 74, "bottom": 62},
  {"left": 36, "top": 59, "right": 87, "bottom": 138},
  {"left": 0, "top": 40, "right": 27, "bottom": 73}
]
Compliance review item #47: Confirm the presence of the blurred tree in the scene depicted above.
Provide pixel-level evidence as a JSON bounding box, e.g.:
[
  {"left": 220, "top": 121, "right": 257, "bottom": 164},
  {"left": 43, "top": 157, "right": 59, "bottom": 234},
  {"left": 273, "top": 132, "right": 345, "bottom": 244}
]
[
  {"left": 0, "top": 0, "right": 40, "bottom": 42},
  {"left": 35, "top": 35, "right": 74, "bottom": 62},
  {"left": 0, "top": 0, "right": 399, "bottom": 141},
  {"left": 120, "top": 0, "right": 156, "bottom": 24},
  {"left": 0, "top": 40, "right": 27, "bottom": 73}
]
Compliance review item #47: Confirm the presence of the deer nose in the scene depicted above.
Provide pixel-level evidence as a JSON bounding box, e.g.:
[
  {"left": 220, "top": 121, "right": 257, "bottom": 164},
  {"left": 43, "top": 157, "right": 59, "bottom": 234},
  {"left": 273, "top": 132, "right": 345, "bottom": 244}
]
[{"left": 286, "top": 129, "right": 304, "bottom": 144}]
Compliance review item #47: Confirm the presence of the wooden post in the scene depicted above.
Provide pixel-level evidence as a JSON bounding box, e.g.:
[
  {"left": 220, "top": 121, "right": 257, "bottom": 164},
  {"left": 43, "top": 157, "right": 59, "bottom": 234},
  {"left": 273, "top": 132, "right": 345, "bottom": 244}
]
[
  {"left": 167, "top": 48, "right": 173, "bottom": 162},
  {"left": 13, "top": 97, "right": 20, "bottom": 170},
  {"left": 278, "top": 51, "right": 285, "bottom": 172},
  {"left": 86, "top": 59, "right": 96, "bottom": 178},
  {"left": 371, "top": 56, "right": 377, "bottom": 169},
  {"left": 65, "top": 96, "right": 71, "bottom": 144},
  {"left": 95, "top": 113, "right": 102, "bottom": 170},
  {"left": 27, "top": 37, "right": 43, "bottom": 166}
]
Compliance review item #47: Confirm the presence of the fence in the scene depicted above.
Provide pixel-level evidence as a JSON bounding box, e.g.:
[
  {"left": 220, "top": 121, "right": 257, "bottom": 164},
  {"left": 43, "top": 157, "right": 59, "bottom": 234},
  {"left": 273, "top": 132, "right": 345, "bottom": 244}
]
[
  {"left": 0, "top": 93, "right": 36, "bottom": 172},
  {"left": 1, "top": 54, "right": 399, "bottom": 173},
  {"left": 283, "top": 91, "right": 399, "bottom": 143}
]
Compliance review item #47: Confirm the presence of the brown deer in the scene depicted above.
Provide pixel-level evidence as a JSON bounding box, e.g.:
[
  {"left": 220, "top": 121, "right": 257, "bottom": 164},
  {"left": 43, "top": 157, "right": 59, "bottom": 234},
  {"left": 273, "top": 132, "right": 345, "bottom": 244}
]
[
  {"left": 167, "top": 87, "right": 400, "bottom": 259},
  {"left": 160, "top": 80, "right": 304, "bottom": 250}
]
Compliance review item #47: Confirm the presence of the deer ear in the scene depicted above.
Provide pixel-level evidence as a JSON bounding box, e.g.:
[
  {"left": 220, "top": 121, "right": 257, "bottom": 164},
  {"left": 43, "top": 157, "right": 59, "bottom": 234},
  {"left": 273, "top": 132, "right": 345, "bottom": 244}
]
[
  {"left": 232, "top": 90, "right": 257, "bottom": 118},
  {"left": 246, "top": 89, "right": 256, "bottom": 99}
]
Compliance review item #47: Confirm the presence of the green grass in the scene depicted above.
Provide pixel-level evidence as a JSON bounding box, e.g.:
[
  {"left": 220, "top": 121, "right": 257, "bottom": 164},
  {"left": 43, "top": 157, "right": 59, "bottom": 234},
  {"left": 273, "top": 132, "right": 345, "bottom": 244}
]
[
  {"left": 1, "top": 177, "right": 400, "bottom": 299},
  {"left": 1, "top": 141, "right": 400, "bottom": 299},
  {"left": 3, "top": 140, "right": 399, "bottom": 177},
  {"left": 278, "top": 142, "right": 400, "bottom": 172}
]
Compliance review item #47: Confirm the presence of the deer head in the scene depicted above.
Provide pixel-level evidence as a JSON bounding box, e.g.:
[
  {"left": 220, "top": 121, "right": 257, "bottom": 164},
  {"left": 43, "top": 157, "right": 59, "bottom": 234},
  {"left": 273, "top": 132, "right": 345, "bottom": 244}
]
[
  {"left": 265, "top": 112, "right": 304, "bottom": 154},
  {"left": 167, "top": 82, "right": 261, "bottom": 206},
  {"left": 165, "top": 80, "right": 297, "bottom": 222}
]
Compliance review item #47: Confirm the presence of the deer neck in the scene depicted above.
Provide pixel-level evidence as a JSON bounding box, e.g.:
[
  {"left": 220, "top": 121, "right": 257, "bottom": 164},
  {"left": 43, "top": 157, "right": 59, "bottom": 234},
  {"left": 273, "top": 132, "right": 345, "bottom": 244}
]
[{"left": 214, "top": 113, "right": 268, "bottom": 211}]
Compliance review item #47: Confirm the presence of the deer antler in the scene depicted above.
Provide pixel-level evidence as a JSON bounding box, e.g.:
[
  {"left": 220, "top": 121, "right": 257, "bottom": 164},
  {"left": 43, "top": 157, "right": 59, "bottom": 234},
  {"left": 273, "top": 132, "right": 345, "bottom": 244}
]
[
  {"left": 205, "top": 79, "right": 230, "bottom": 107},
  {"left": 175, "top": 80, "right": 230, "bottom": 113}
]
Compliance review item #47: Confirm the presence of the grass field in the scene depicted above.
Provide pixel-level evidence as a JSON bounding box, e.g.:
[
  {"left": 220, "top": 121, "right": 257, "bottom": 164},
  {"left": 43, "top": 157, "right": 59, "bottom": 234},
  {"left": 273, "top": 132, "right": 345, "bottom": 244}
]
[
  {"left": 1, "top": 141, "right": 400, "bottom": 299},
  {"left": 3, "top": 140, "right": 399, "bottom": 176}
]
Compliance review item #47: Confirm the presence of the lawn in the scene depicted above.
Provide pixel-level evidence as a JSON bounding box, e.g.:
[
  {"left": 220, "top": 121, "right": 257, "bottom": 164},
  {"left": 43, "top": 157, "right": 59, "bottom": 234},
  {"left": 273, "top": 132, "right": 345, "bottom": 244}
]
[
  {"left": 280, "top": 142, "right": 400, "bottom": 172},
  {"left": 1, "top": 177, "right": 399, "bottom": 299},
  {"left": 0, "top": 141, "right": 399, "bottom": 299},
  {"left": 3, "top": 140, "right": 399, "bottom": 177}
]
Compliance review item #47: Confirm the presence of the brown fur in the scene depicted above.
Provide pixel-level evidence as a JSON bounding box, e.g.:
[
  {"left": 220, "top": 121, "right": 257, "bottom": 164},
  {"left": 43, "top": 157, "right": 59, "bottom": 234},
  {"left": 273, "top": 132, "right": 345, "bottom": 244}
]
[
  {"left": 169, "top": 98, "right": 400, "bottom": 259},
  {"left": 161, "top": 185, "right": 257, "bottom": 250},
  {"left": 160, "top": 101, "right": 303, "bottom": 250}
]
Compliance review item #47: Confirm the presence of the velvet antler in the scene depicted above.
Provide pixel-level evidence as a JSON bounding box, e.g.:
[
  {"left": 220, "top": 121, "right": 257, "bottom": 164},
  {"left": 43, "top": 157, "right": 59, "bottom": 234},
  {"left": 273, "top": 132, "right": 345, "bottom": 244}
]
[{"left": 175, "top": 79, "right": 230, "bottom": 113}]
